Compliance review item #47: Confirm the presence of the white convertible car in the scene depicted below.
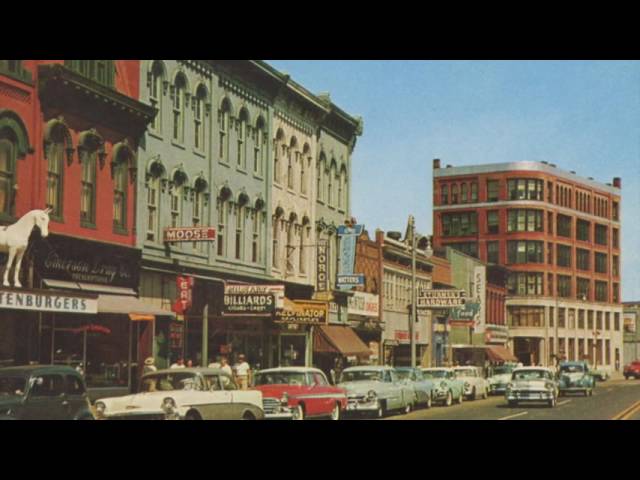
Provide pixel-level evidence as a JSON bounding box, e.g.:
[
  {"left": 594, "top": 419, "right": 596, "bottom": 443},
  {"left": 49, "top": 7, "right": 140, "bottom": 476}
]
[
  {"left": 94, "top": 368, "right": 264, "bottom": 420},
  {"left": 453, "top": 366, "right": 489, "bottom": 400}
]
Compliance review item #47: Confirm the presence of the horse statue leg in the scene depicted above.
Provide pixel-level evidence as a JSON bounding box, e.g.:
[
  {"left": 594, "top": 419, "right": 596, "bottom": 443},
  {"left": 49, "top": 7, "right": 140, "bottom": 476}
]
[
  {"left": 3, "top": 247, "right": 17, "bottom": 287},
  {"left": 13, "top": 247, "right": 26, "bottom": 288}
]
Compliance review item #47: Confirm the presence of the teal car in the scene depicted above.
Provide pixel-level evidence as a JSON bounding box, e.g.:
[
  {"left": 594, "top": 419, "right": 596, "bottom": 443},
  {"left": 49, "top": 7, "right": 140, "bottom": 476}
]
[
  {"left": 487, "top": 364, "right": 519, "bottom": 395},
  {"left": 421, "top": 368, "right": 465, "bottom": 407},
  {"left": 557, "top": 361, "right": 595, "bottom": 396}
]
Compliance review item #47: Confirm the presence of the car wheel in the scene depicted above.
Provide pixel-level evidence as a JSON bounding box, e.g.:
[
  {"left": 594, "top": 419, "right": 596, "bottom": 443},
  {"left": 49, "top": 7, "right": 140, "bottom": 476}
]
[
  {"left": 470, "top": 387, "right": 476, "bottom": 401},
  {"left": 426, "top": 395, "right": 432, "bottom": 409},
  {"left": 330, "top": 403, "right": 341, "bottom": 421},
  {"left": 242, "top": 412, "right": 256, "bottom": 420},
  {"left": 293, "top": 404, "right": 305, "bottom": 421},
  {"left": 445, "top": 391, "right": 453, "bottom": 407},
  {"left": 376, "top": 401, "right": 386, "bottom": 419},
  {"left": 508, "top": 400, "right": 517, "bottom": 407},
  {"left": 482, "top": 388, "right": 488, "bottom": 400},
  {"left": 404, "top": 402, "right": 413, "bottom": 414},
  {"left": 548, "top": 397, "right": 556, "bottom": 408},
  {"left": 456, "top": 390, "right": 464, "bottom": 404},
  {"left": 185, "top": 411, "right": 202, "bottom": 421}
]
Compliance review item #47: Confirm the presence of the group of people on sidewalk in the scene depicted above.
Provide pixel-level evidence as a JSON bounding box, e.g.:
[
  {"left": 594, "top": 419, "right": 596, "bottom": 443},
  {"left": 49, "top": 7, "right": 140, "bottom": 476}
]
[{"left": 142, "top": 353, "right": 252, "bottom": 390}]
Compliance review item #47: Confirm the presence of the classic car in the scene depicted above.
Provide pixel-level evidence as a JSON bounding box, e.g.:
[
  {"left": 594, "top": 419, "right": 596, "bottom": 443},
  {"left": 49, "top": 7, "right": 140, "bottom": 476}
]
[
  {"left": 338, "top": 366, "right": 415, "bottom": 418},
  {"left": 505, "top": 367, "right": 559, "bottom": 408},
  {"left": 252, "top": 367, "right": 347, "bottom": 420},
  {"left": 395, "top": 367, "right": 434, "bottom": 408},
  {"left": 624, "top": 361, "right": 640, "bottom": 379},
  {"left": 487, "top": 364, "right": 519, "bottom": 395},
  {"left": 0, "top": 365, "right": 94, "bottom": 420},
  {"left": 557, "top": 361, "right": 595, "bottom": 396},
  {"left": 453, "top": 366, "right": 490, "bottom": 400},
  {"left": 587, "top": 365, "right": 610, "bottom": 382},
  {"left": 94, "top": 368, "right": 264, "bottom": 420},
  {"left": 421, "top": 368, "right": 465, "bottom": 406}
]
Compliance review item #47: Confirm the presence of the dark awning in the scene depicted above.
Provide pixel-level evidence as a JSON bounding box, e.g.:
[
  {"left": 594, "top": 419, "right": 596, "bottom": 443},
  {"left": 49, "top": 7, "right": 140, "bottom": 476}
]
[
  {"left": 486, "top": 346, "right": 518, "bottom": 362},
  {"left": 314, "top": 325, "right": 371, "bottom": 357}
]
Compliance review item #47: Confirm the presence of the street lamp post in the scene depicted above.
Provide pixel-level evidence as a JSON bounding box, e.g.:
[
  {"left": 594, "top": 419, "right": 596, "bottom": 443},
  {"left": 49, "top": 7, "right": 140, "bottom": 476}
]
[{"left": 409, "top": 215, "right": 417, "bottom": 368}]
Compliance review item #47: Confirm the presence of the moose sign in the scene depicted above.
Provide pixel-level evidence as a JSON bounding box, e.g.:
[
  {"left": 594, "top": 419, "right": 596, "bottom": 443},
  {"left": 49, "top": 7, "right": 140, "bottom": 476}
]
[{"left": 0, "top": 209, "right": 51, "bottom": 288}]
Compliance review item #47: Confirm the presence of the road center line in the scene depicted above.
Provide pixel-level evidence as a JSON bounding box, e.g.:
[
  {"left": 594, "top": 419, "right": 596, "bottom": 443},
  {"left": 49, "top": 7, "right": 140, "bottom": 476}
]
[
  {"left": 499, "top": 411, "right": 529, "bottom": 420},
  {"left": 612, "top": 399, "right": 640, "bottom": 420},
  {"left": 558, "top": 400, "right": 572, "bottom": 406}
]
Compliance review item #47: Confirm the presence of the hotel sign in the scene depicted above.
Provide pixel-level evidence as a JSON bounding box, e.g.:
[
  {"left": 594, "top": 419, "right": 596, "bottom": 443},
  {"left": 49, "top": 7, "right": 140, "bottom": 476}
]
[
  {"left": 0, "top": 288, "right": 98, "bottom": 314},
  {"left": 417, "top": 289, "right": 466, "bottom": 308},
  {"left": 164, "top": 227, "right": 216, "bottom": 243}
]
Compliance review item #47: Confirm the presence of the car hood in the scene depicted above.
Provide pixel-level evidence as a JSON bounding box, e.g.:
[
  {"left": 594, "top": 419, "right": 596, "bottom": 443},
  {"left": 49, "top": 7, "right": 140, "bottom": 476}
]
[
  {"left": 511, "top": 380, "right": 551, "bottom": 390},
  {"left": 338, "top": 381, "right": 386, "bottom": 394},
  {"left": 559, "top": 372, "right": 586, "bottom": 382},
  {"left": 488, "top": 374, "right": 512, "bottom": 384},
  {"left": 252, "top": 384, "right": 306, "bottom": 399}
]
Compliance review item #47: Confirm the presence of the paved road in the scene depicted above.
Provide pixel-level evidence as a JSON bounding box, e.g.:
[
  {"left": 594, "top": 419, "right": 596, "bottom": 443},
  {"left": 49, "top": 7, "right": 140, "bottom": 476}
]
[{"left": 359, "top": 379, "right": 640, "bottom": 420}]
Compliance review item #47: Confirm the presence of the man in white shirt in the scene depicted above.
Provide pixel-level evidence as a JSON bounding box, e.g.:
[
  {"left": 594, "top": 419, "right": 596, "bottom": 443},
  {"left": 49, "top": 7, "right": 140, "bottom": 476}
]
[
  {"left": 234, "top": 354, "right": 251, "bottom": 390},
  {"left": 170, "top": 357, "right": 186, "bottom": 369}
]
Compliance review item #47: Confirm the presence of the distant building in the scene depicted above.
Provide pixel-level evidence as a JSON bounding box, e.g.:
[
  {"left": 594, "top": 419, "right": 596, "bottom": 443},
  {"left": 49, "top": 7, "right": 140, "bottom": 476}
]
[
  {"left": 432, "top": 159, "right": 623, "bottom": 372},
  {"left": 623, "top": 302, "right": 640, "bottom": 364}
]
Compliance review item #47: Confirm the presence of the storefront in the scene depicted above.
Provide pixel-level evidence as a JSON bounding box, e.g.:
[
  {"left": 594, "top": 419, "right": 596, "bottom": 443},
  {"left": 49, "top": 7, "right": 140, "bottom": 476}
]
[{"left": 347, "top": 291, "right": 382, "bottom": 365}]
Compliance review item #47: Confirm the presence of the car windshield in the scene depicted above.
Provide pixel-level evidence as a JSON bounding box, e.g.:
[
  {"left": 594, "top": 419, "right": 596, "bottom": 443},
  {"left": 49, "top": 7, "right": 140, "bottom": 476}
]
[
  {"left": 0, "top": 376, "right": 26, "bottom": 396},
  {"left": 340, "top": 370, "right": 383, "bottom": 383},
  {"left": 492, "top": 367, "right": 514, "bottom": 375},
  {"left": 395, "top": 370, "right": 413, "bottom": 381},
  {"left": 513, "top": 370, "right": 549, "bottom": 381},
  {"left": 141, "top": 372, "right": 200, "bottom": 392},
  {"left": 422, "top": 370, "right": 447, "bottom": 379},
  {"left": 560, "top": 365, "right": 584, "bottom": 373},
  {"left": 455, "top": 369, "right": 475, "bottom": 377},
  {"left": 254, "top": 371, "right": 307, "bottom": 386}
]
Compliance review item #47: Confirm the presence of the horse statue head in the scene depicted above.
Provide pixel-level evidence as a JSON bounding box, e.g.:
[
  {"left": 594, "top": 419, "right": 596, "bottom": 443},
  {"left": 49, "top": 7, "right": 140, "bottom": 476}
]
[{"left": 33, "top": 208, "right": 51, "bottom": 238}]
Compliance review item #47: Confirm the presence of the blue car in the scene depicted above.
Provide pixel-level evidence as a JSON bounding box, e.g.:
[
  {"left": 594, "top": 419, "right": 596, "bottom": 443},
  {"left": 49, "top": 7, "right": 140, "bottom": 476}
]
[{"left": 557, "top": 361, "right": 595, "bottom": 397}]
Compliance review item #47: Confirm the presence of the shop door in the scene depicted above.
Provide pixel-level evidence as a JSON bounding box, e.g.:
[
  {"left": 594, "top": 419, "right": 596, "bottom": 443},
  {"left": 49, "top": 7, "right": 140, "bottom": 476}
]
[{"left": 280, "top": 335, "right": 306, "bottom": 367}]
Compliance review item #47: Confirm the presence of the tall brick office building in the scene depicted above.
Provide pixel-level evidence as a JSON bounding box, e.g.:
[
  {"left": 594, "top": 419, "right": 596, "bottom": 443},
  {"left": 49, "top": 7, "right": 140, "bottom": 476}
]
[{"left": 432, "top": 159, "right": 623, "bottom": 372}]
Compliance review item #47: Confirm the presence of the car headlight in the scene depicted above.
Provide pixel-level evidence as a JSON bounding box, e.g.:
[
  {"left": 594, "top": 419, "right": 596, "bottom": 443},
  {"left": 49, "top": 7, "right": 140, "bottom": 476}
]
[
  {"left": 161, "top": 397, "right": 178, "bottom": 419},
  {"left": 464, "top": 382, "right": 470, "bottom": 389},
  {"left": 545, "top": 382, "right": 554, "bottom": 391},
  {"left": 506, "top": 383, "right": 514, "bottom": 390},
  {"left": 367, "top": 390, "right": 377, "bottom": 401},
  {"left": 439, "top": 381, "right": 447, "bottom": 389},
  {"left": 280, "top": 392, "right": 289, "bottom": 406},
  {"left": 94, "top": 401, "right": 106, "bottom": 419}
]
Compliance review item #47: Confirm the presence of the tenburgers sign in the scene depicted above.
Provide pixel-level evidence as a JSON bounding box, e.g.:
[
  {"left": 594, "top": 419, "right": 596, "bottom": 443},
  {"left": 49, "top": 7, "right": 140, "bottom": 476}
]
[{"left": 223, "top": 284, "right": 284, "bottom": 315}]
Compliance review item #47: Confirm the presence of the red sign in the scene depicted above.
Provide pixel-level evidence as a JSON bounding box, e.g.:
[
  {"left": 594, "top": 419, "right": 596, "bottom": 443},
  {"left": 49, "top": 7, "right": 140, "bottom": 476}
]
[
  {"left": 172, "top": 276, "right": 195, "bottom": 314},
  {"left": 394, "top": 330, "right": 419, "bottom": 341},
  {"left": 164, "top": 227, "right": 216, "bottom": 243}
]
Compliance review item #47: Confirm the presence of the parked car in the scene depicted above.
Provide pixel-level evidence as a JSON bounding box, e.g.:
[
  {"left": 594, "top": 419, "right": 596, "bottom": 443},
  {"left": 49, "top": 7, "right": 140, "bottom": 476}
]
[
  {"left": 487, "top": 364, "right": 519, "bottom": 395},
  {"left": 587, "top": 365, "right": 609, "bottom": 382},
  {"left": 453, "top": 366, "right": 489, "bottom": 400},
  {"left": 421, "top": 367, "right": 465, "bottom": 406},
  {"left": 505, "top": 367, "right": 559, "bottom": 408},
  {"left": 395, "top": 367, "right": 434, "bottom": 408},
  {"left": 252, "top": 367, "right": 347, "bottom": 420},
  {"left": 0, "top": 365, "right": 94, "bottom": 420},
  {"left": 624, "top": 361, "right": 640, "bottom": 379},
  {"left": 557, "top": 361, "right": 595, "bottom": 396},
  {"left": 338, "top": 366, "right": 415, "bottom": 418},
  {"left": 94, "top": 368, "right": 264, "bottom": 420}
]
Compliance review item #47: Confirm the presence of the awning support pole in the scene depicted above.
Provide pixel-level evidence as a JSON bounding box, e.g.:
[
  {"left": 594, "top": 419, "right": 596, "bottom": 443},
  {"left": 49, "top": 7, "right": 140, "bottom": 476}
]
[{"left": 202, "top": 304, "right": 209, "bottom": 367}]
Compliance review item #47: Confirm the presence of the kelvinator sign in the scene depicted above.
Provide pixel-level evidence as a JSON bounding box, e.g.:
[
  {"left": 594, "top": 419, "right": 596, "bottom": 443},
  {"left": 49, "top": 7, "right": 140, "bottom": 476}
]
[
  {"left": 274, "top": 300, "right": 328, "bottom": 325},
  {"left": 164, "top": 227, "right": 216, "bottom": 243},
  {"left": 0, "top": 288, "right": 98, "bottom": 314},
  {"left": 417, "top": 289, "right": 466, "bottom": 308}
]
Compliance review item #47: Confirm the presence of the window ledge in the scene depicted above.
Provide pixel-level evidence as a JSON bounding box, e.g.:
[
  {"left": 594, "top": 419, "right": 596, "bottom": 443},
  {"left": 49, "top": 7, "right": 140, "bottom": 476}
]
[
  {"left": 253, "top": 173, "right": 264, "bottom": 181},
  {"left": 81, "top": 221, "right": 97, "bottom": 230},
  {"left": 193, "top": 148, "right": 206, "bottom": 159},
  {"left": 113, "top": 225, "right": 129, "bottom": 236},
  {"left": 171, "top": 140, "right": 186, "bottom": 150},
  {"left": 148, "top": 130, "right": 164, "bottom": 142},
  {"left": 287, "top": 188, "right": 296, "bottom": 195},
  {"left": 236, "top": 167, "right": 248, "bottom": 175}
]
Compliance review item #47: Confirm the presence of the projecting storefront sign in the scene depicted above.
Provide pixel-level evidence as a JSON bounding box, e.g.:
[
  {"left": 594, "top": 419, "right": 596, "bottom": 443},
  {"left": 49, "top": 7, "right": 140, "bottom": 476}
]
[
  {"left": 0, "top": 288, "right": 97, "bottom": 314},
  {"left": 484, "top": 325, "right": 509, "bottom": 345},
  {"left": 337, "top": 274, "right": 365, "bottom": 288},
  {"left": 164, "top": 227, "right": 216, "bottom": 243},
  {"left": 417, "top": 289, "right": 466, "bottom": 308},
  {"left": 337, "top": 224, "right": 364, "bottom": 290},
  {"left": 172, "top": 276, "right": 194, "bottom": 315},
  {"left": 274, "top": 300, "right": 328, "bottom": 325},
  {"left": 348, "top": 292, "right": 379, "bottom": 318},
  {"left": 222, "top": 284, "right": 284, "bottom": 315},
  {"left": 316, "top": 240, "right": 328, "bottom": 292}
]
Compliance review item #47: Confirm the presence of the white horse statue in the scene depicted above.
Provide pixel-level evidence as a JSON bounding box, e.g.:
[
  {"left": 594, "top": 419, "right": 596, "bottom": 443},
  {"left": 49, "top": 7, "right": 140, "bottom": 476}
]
[{"left": 0, "top": 209, "right": 50, "bottom": 288}]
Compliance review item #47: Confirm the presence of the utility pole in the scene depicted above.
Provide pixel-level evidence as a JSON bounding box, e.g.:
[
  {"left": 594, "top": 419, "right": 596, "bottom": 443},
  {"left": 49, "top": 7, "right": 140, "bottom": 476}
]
[
  {"left": 202, "top": 304, "right": 209, "bottom": 368},
  {"left": 409, "top": 215, "right": 417, "bottom": 368}
]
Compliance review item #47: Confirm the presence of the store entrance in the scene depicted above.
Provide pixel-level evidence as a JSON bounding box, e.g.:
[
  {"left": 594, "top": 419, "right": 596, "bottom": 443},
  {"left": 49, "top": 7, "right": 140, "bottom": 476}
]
[
  {"left": 513, "top": 337, "right": 540, "bottom": 366},
  {"left": 279, "top": 334, "right": 306, "bottom": 367}
]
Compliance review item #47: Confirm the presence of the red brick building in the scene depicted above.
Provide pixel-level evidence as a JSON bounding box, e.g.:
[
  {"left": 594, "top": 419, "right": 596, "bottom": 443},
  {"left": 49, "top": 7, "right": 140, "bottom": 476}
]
[
  {"left": 432, "top": 159, "right": 623, "bottom": 370},
  {"left": 0, "top": 61, "right": 158, "bottom": 397}
]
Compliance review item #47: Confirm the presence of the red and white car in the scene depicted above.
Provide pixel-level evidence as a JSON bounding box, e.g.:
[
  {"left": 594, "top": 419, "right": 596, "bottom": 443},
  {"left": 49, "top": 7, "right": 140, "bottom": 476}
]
[
  {"left": 252, "top": 367, "right": 347, "bottom": 420},
  {"left": 624, "top": 361, "right": 640, "bottom": 380}
]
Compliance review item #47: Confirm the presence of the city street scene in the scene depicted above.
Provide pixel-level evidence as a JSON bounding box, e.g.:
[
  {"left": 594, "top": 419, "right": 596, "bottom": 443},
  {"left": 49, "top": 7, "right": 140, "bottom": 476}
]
[{"left": 0, "top": 60, "right": 638, "bottom": 420}]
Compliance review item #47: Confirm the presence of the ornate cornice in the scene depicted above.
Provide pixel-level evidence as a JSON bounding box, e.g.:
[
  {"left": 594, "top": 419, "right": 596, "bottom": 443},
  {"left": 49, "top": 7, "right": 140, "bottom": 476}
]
[
  {"left": 218, "top": 76, "right": 269, "bottom": 111},
  {"left": 274, "top": 108, "right": 314, "bottom": 137}
]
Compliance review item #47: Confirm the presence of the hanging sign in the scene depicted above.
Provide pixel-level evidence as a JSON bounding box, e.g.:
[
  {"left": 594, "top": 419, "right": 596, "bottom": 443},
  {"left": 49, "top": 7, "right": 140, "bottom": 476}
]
[
  {"left": 473, "top": 266, "right": 486, "bottom": 334},
  {"left": 337, "top": 224, "right": 364, "bottom": 290},
  {"left": 274, "top": 300, "right": 328, "bottom": 325},
  {"left": 417, "top": 289, "right": 466, "bottom": 308},
  {"left": 164, "top": 227, "right": 216, "bottom": 243},
  {"left": 172, "top": 276, "right": 194, "bottom": 315},
  {"left": 337, "top": 274, "right": 365, "bottom": 288},
  {"left": 317, "top": 240, "right": 329, "bottom": 292}
]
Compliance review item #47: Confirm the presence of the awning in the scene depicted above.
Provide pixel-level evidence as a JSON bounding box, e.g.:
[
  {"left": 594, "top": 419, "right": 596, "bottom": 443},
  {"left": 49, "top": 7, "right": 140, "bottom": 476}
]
[
  {"left": 97, "top": 294, "right": 175, "bottom": 320},
  {"left": 314, "top": 325, "right": 371, "bottom": 357},
  {"left": 486, "top": 346, "right": 518, "bottom": 363}
]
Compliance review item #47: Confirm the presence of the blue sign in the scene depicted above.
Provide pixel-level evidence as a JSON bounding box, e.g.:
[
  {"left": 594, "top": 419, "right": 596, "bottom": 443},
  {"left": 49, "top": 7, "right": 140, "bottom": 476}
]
[
  {"left": 337, "top": 274, "right": 365, "bottom": 288},
  {"left": 337, "top": 224, "right": 364, "bottom": 236},
  {"left": 337, "top": 225, "right": 364, "bottom": 290}
]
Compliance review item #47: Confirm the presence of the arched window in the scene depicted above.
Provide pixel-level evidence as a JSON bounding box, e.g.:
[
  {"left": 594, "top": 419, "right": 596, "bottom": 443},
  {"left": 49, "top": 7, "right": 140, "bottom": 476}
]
[
  {"left": 451, "top": 184, "right": 459, "bottom": 204},
  {"left": 237, "top": 108, "right": 249, "bottom": 169},
  {"left": 172, "top": 74, "right": 187, "bottom": 144},
  {"left": 44, "top": 122, "right": 70, "bottom": 219},
  {"left": 300, "top": 217, "right": 310, "bottom": 274},
  {"left": 113, "top": 156, "right": 128, "bottom": 231},
  {"left": 170, "top": 171, "right": 186, "bottom": 229},
  {"left": 273, "top": 208, "right": 283, "bottom": 269},
  {"left": 317, "top": 154, "right": 325, "bottom": 202},
  {"left": 219, "top": 98, "right": 231, "bottom": 161},
  {"left": 236, "top": 205, "right": 244, "bottom": 260},
  {"left": 252, "top": 206, "right": 263, "bottom": 264},
  {"left": 149, "top": 61, "right": 165, "bottom": 133},
  {"left": 328, "top": 162, "right": 337, "bottom": 207},
  {"left": 274, "top": 129, "right": 284, "bottom": 184},
  {"left": 78, "top": 133, "right": 101, "bottom": 226},
  {"left": 288, "top": 137, "right": 297, "bottom": 190},
  {"left": 254, "top": 116, "right": 266, "bottom": 175},
  {"left": 325, "top": 162, "right": 332, "bottom": 205},
  {"left": 461, "top": 183, "right": 468, "bottom": 203},
  {"left": 146, "top": 174, "right": 160, "bottom": 242},
  {"left": 0, "top": 132, "right": 16, "bottom": 217},
  {"left": 193, "top": 177, "right": 208, "bottom": 252},
  {"left": 286, "top": 216, "right": 296, "bottom": 274},
  {"left": 301, "top": 144, "right": 310, "bottom": 196},
  {"left": 339, "top": 166, "right": 347, "bottom": 211},
  {"left": 194, "top": 85, "right": 208, "bottom": 152}
]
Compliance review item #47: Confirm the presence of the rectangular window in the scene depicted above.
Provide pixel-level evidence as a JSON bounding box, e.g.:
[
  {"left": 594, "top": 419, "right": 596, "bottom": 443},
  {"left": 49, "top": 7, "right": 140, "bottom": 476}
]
[
  {"left": 576, "top": 248, "right": 590, "bottom": 271},
  {"left": 614, "top": 312, "right": 620, "bottom": 331},
  {"left": 612, "top": 255, "right": 619, "bottom": 277},
  {"left": 549, "top": 307, "right": 555, "bottom": 328},
  {"left": 612, "top": 201, "right": 619, "bottom": 221},
  {"left": 547, "top": 211, "right": 553, "bottom": 235},
  {"left": 605, "top": 312, "right": 610, "bottom": 331},
  {"left": 595, "top": 252, "right": 607, "bottom": 274},
  {"left": 508, "top": 178, "right": 543, "bottom": 200},
  {"left": 577, "top": 278, "right": 590, "bottom": 300},
  {"left": 80, "top": 152, "right": 96, "bottom": 225},
  {"left": 487, "top": 241, "right": 499, "bottom": 263},
  {"left": 557, "top": 275, "right": 572, "bottom": 298},
  {"left": 487, "top": 180, "right": 499, "bottom": 202},
  {"left": 595, "top": 281, "right": 608, "bottom": 302},
  {"left": 595, "top": 224, "right": 608, "bottom": 246},
  {"left": 487, "top": 210, "right": 499, "bottom": 234},
  {"left": 470, "top": 183, "right": 478, "bottom": 202},
  {"left": 577, "top": 219, "right": 590, "bottom": 242},
  {"left": 548, "top": 243, "right": 553, "bottom": 265},
  {"left": 613, "top": 283, "right": 619, "bottom": 303},
  {"left": 578, "top": 310, "right": 585, "bottom": 329},
  {"left": 440, "top": 184, "right": 448, "bottom": 205},
  {"left": 556, "top": 214, "right": 572, "bottom": 238},
  {"left": 441, "top": 212, "right": 477, "bottom": 237},
  {"left": 558, "top": 308, "right": 566, "bottom": 328},
  {"left": 569, "top": 309, "right": 576, "bottom": 329},
  {"left": 613, "top": 228, "right": 619, "bottom": 249},
  {"left": 507, "top": 272, "right": 543, "bottom": 296},
  {"left": 508, "top": 306, "right": 545, "bottom": 327},
  {"left": 556, "top": 244, "right": 572, "bottom": 268},
  {"left": 548, "top": 273, "right": 554, "bottom": 296},
  {"left": 587, "top": 311, "right": 594, "bottom": 330},
  {"left": 507, "top": 240, "right": 543, "bottom": 264},
  {"left": 507, "top": 209, "right": 543, "bottom": 232},
  {"left": 596, "top": 311, "right": 603, "bottom": 330}
]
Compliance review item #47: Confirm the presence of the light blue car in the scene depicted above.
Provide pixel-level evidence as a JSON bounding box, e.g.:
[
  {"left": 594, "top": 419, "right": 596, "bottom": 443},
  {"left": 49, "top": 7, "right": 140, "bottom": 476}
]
[
  {"left": 395, "top": 367, "right": 434, "bottom": 409},
  {"left": 421, "top": 368, "right": 465, "bottom": 407},
  {"left": 557, "top": 361, "right": 595, "bottom": 396}
]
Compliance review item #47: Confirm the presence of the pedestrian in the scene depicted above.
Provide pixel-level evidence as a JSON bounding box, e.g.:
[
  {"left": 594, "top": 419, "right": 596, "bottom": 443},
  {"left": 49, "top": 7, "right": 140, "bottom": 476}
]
[
  {"left": 234, "top": 354, "right": 251, "bottom": 390},
  {"left": 220, "top": 356, "right": 233, "bottom": 377},
  {"left": 143, "top": 357, "right": 157, "bottom": 375},
  {"left": 208, "top": 355, "right": 221, "bottom": 369},
  {"left": 170, "top": 357, "right": 185, "bottom": 369},
  {"left": 186, "top": 359, "right": 194, "bottom": 368}
]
